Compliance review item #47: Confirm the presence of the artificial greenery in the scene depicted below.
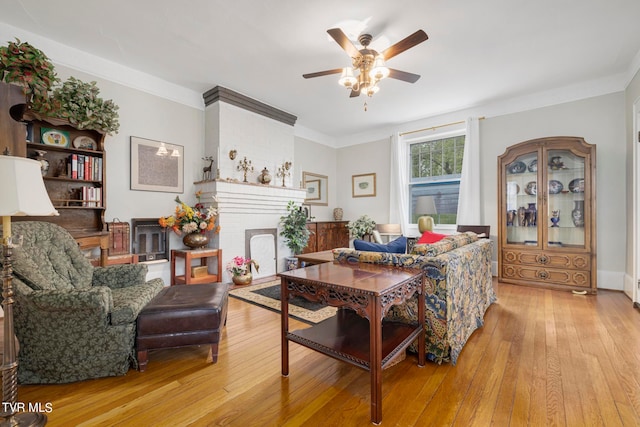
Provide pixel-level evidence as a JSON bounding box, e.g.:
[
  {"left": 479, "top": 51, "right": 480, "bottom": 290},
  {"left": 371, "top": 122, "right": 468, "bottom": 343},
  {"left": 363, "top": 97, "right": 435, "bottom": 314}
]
[
  {"left": 0, "top": 38, "right": 58, "bottom": 100},
  {"left": 279, "top": 201, "right": 311, "bottom": 255},
  {"left": 33, "top": 76, "right": 120, "bottom": 134},
  {"left": 347, "top": 215, "right": 376, "bottom": 239}
]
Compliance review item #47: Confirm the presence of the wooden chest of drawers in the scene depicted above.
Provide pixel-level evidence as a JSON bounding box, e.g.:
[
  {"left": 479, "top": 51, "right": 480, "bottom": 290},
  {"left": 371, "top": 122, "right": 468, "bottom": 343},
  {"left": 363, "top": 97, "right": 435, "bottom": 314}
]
[
  {"left": 302, "top": 221, "right": 349, "bottom": 253},
  {"left": 501, "top": 249, "right": 591, "bottom": 289}
]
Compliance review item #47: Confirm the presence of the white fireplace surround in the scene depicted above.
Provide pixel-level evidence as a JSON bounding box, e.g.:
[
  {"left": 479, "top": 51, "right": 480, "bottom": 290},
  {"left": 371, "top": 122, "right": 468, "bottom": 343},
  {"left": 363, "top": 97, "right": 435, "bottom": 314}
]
[{"left": 195, "top": 179, "right": 306, "bottom": 283}]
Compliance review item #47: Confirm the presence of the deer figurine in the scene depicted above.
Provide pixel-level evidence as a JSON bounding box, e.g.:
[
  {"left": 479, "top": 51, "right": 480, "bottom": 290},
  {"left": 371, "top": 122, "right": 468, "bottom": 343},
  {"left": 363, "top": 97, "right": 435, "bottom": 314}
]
[{"left": 202, "top": 156, "right": 214, "bottom": 181}]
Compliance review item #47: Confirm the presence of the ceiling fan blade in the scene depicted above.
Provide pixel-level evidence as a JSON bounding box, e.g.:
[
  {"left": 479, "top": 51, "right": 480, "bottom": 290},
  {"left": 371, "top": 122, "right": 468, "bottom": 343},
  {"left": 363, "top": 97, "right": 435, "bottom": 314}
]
[
  {"left": 349, "top": 88, "right": 360, "bottom": 98},
  {"left": 382, "top": 30, "right": 428, "bottom": 60},
  {"left": 388, "top": 68, "right": 421, "bottom": 83},
  {"left": 303, "top": 68, "right": 344, "bottom": 79},
  {"left": 327, "top": 28, "right": 361, "bottom": 58}
]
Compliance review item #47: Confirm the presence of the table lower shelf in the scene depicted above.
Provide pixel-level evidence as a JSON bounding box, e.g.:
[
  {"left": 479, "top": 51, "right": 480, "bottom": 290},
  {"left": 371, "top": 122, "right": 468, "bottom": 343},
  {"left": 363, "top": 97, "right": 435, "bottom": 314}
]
[
  {"left": 287, "top": 309, "right": 420, "bottom": 370},
  {"left": 173, "top": 274, "right": 220, "bottom": 285}
]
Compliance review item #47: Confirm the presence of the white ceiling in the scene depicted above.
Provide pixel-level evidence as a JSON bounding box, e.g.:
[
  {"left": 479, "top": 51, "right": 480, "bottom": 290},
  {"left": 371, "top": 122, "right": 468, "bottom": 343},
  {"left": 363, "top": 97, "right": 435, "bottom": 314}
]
[{"left": 2, "top": 0, "right": 640, "bottom": 142}]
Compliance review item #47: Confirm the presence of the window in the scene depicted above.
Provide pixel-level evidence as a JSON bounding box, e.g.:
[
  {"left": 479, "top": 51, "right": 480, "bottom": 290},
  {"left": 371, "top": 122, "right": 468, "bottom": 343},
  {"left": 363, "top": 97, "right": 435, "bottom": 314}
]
[{"left": 409, "top": 133, "right": 466, "bottom": 225}]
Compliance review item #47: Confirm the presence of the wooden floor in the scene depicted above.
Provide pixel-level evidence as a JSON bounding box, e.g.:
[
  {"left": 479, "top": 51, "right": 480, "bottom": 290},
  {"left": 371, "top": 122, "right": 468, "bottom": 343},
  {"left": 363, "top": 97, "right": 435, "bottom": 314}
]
[{"left": 11, "top": 279, "right": 640, "bottom": 426}]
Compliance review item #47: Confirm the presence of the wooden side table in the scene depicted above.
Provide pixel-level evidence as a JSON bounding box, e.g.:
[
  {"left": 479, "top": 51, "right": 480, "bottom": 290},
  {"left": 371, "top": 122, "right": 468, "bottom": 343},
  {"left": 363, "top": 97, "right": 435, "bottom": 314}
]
[
  {"left": 171, "top": 248, "right": 222, "bottom": 285},
  {"left": 279, "top": 262, "right": 425, "bottom": 424},
  {"left": 73, "top": 231, "right": 109, "bottom": 267}
]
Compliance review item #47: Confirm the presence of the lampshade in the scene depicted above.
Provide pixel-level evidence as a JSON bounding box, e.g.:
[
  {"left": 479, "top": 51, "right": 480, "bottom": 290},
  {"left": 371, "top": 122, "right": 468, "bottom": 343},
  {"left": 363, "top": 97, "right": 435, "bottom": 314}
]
[
  {"left": 0, "top": 156, "right": 58, "bottom": 218},
  {"left": 415, "top": 195, "right": 437, "bottom": 215},
  {"left": 338, "top": 67, "right": 357, "bottom": 88},
  {"left": 369, "top": 56, "right": 390, "bottom": 80}
]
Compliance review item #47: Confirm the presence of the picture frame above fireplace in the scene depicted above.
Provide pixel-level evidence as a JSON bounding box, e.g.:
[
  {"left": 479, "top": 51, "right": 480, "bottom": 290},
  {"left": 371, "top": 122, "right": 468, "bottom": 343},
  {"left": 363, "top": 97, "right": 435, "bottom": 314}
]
[{"left": 131, "top": 136, "right": 184, "bottom": 193}]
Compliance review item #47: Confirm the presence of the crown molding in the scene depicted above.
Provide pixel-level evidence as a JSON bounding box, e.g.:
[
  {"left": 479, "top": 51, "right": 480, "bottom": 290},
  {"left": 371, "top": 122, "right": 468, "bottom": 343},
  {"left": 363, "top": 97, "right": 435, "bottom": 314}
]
[
  {"left": 203, "top": 86, "right": 296, "bottom": 126},
  {"left": 0, "top": 23, "right": 203, "bottom": 110}
]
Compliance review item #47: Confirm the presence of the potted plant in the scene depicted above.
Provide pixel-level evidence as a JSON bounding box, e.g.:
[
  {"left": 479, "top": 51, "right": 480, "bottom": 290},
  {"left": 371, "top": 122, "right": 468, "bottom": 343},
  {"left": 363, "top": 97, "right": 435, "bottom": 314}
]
[
  {"left": 279, "top": 201, "right": 311, "bottom": 269},
  {"left": 347, "top": 215, "right": 376, "bottom": 239},
  {"left": 32, "top": 76, "right": 120, "bottom": 135},
  {"left": 0, "top": 38, "right": 57, "bottom": 102}
]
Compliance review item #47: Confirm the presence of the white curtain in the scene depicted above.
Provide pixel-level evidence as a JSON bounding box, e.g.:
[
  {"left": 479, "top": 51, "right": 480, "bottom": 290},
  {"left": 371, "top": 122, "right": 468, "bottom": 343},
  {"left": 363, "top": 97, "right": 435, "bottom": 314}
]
[
  {"left": 456, "top": 117, "right": 481, "bottom": 224},
  {"left": 389, "top": 132, "right": 411, "bottom": 235}
]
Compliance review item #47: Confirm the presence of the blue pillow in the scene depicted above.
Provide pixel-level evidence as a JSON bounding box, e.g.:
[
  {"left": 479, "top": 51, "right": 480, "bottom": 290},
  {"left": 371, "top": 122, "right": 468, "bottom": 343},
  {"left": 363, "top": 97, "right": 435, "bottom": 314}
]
[{"left": 353, "top": 236, "right": 407, "bottom": 254}]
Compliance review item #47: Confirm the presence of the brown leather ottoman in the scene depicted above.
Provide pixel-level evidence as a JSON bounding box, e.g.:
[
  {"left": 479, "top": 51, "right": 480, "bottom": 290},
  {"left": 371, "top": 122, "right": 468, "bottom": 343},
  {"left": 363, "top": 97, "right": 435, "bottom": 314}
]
[{"left": 136, "top": 283, "right": 229, "bottom": 372}]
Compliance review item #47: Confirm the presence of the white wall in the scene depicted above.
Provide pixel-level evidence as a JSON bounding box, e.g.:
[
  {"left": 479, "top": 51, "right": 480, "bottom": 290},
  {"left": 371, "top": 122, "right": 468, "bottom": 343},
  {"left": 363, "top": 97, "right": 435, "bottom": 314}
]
[
  {"left": 207, "top": 102, "right": 295, "bottom": 186},
  {"left": 333, "top": 93, "right": 626, "bottom": 290},
  {"left": 15, "top": 41, "right": 629, "bottom": 292},
  {"left": 294, "top": 136, "right": 339, "bottom": 221},
  {"left": 336, "top": 138, "right": 391, "bottom": 225},
  {"left": 625, "top": 69, "right": 640, "bottom": 300},
  {"left": 481, "top": 92, "right": 626, "bottom": 289},
  {"left": 54, "top": 65, "right": 205, "bottom": 285}
]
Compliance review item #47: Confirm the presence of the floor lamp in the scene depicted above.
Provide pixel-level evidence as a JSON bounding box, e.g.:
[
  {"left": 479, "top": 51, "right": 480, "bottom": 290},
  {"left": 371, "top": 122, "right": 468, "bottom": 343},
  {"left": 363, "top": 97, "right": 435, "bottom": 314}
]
[{"left": 0, "top": 155, "right": 58, "bottom": 427}]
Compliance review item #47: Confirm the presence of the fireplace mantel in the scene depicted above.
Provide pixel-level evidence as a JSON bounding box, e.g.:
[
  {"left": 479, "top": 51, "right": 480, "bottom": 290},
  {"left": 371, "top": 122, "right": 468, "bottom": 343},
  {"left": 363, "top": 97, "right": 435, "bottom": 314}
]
[
  {"left": 195, "top": 179, "right": 306, "bottom": 280},
  {"left": 195, "top": 179, "right": 306, "bottom": 214}
]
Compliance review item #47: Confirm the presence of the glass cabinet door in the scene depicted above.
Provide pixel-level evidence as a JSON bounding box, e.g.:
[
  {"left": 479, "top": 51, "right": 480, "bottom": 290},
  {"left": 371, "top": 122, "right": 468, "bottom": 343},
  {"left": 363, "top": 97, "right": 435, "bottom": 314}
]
[
  {"left": 505, "top": 152, "right": 539, "bottom": 245},
  {"left": 545, "top": 149, "right": 585, "bottom": 249}
]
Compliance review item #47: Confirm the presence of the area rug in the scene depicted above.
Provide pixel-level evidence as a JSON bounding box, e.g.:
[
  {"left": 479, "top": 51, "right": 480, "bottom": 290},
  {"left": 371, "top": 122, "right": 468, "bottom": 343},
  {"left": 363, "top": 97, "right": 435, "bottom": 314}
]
[{"left": 229, "top": 279, "right": 337, "bottom": 324}]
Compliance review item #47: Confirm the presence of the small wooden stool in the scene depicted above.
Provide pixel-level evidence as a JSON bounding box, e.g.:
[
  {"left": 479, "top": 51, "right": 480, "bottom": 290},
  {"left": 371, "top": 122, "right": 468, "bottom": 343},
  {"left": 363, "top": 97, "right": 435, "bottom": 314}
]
[{"left": 136, "top": 283, "right": 229, "bottom": 371}]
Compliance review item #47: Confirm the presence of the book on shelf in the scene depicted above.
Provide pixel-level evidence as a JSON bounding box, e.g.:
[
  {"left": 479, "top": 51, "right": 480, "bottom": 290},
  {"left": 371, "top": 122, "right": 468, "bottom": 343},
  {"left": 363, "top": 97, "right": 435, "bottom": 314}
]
[{"left": 67, "top": 154, "right": 102, "bottom": 181}]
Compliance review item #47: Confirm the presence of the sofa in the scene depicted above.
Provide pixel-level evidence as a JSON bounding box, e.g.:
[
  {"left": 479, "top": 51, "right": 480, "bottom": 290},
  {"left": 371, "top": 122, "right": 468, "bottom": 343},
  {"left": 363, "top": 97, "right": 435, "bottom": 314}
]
[
  {"left": 0, "top": 221, "right": 165, "bottom": 384},
  {"left": 333, "top": 231, "right": 496, "bottom": 365}
]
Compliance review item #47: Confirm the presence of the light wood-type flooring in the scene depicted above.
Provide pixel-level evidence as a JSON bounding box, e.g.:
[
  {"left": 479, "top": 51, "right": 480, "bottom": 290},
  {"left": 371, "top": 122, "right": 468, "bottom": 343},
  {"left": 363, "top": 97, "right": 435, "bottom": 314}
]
[{"left": 11, "top": 279, "right": 640, "bottom": 426}]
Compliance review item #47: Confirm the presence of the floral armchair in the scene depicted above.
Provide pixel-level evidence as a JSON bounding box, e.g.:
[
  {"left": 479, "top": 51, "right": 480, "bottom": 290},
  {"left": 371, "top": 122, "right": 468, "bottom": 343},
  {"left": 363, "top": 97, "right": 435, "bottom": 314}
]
[{"left": 0, "top": 221, "right": 164, "bottom": 384}]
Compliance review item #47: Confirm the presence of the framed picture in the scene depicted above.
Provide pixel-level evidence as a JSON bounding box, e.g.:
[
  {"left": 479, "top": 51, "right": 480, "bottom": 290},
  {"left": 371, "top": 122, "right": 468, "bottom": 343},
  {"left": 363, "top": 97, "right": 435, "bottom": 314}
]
[
  {"left": 302, "top": 171, "right": 328, "bottom": 206},
  {"left": 130, "top": 136, "right": 184, "bottom": 193},
  {"left": 305, "top": 179, "right": 321, "bottom": 201},
  {"left": 352, "top": 173, "right": 376, "bottom": 198}
]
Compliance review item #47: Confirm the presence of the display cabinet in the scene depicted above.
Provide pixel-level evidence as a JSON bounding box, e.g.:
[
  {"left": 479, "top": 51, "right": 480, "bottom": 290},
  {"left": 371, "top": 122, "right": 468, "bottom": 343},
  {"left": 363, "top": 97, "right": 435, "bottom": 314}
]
[{"left": 498, "top": 136, "right": 596, "bottom": 293}]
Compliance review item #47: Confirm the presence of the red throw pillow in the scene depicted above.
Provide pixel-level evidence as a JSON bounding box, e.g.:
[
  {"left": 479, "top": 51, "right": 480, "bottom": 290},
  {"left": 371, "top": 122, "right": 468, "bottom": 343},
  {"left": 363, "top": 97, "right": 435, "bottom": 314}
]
[{"left": 417, "top": 230, "right": 447, "bottom": 244}]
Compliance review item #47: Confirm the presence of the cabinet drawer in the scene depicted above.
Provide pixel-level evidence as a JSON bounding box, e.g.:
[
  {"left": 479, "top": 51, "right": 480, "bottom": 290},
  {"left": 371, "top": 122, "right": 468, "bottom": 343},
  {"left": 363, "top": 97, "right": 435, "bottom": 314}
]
[
  {"left": 502, "top": 249, "right": 590, "bottom": 270},
  {"left": 502, "top": 263, "right": 590, "bottom": 288}
]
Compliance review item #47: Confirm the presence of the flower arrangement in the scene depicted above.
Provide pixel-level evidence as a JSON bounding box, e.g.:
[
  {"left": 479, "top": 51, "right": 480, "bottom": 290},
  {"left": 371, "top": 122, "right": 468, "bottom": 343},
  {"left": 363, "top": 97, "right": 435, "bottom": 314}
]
[
  {"left": 226, "top": 256, "right": 259, "bottom": 276},
  {"left": 347, "top": 215, "right": 376, "bottom": 239},
  {"left": 158, "top": 191, "right": 220, "bottom": 235}
]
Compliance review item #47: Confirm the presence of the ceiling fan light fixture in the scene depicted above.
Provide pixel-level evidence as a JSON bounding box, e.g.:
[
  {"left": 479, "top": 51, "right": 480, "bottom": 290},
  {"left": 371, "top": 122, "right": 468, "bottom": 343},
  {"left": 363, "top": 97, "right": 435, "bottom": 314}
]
[
  {"left": 364, "top": 83, "right": 379, "bottom": 97},
  {"left": 370, "top": 56, "right": 389, "bottom": 80},
  {"left": 338, "top": 67, "right": 357, "bottom": 88}
]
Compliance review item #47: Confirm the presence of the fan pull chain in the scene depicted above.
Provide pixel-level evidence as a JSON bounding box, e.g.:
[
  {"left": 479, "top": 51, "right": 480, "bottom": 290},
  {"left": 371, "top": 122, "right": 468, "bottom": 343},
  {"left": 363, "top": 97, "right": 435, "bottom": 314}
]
[{"left": 364, "top": 102, "right": 368, "bottom": 112}]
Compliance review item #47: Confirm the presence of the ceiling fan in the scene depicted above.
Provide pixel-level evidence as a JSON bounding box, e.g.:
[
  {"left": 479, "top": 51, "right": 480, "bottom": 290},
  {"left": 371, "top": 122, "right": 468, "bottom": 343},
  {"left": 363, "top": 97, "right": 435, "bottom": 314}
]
[{"left": 303, "top": 28, "right": 429, "bottom": 98}]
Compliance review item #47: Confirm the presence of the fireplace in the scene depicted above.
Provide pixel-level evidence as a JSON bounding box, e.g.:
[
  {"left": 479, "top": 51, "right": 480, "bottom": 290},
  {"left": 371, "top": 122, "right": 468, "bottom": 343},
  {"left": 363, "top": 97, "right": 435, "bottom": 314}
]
[
  {"left": 245, "top": 228, "right": 277, "bottom": 279},
  {"left": 195, "top": 180, "right": 306, "bottom": 282},
  {"left": 131, "top": 218, "right": 169, "bottom": 262}
]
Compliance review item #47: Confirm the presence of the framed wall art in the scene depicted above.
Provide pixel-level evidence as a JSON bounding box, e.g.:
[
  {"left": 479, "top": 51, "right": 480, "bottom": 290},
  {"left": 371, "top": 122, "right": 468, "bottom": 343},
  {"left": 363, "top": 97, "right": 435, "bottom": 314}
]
[
  {"left": 352, "top": 173, "right": 376, "bottom": 198},
  {"left": 131, "top": 136, "right": 184, "bottom": 193},
  {"left": 302, "top": 171, "right": 328, "bottom": 206},
  {"left": 305, "top": 179, "right": 321, "bottom": 201}
]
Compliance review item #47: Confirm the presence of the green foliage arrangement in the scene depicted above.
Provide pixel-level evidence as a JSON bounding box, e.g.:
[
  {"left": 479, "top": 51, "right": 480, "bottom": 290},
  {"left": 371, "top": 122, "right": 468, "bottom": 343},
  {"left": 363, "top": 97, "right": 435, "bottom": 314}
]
[
  {"left": 33, "top": 76, "right": 120, "bottom": 135},
  {"left": 0, "top": 38, "right": 58, "bottom": 100},
  {"left": 347, "top": 215, "right": 376, "bottom": 239},
  {"left": 279, "top": 201, "right": 311, "bottom": 255}
]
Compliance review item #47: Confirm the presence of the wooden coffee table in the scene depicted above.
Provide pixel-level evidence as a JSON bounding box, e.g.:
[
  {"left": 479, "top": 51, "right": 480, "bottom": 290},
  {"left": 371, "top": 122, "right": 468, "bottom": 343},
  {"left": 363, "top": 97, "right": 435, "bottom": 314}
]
[{"left": 279, "top": 262, "right": 425, "bottom": 425}]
